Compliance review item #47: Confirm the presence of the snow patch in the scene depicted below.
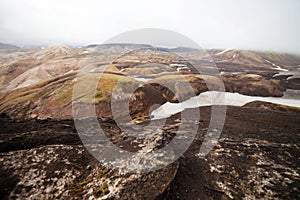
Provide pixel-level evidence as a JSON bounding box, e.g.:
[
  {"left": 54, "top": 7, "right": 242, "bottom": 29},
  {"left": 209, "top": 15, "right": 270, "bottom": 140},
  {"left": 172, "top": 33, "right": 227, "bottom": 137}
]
[
  {"left": 216, "top": 48, "right": 232, "bottom": 55},
  {"left": 176, "top": 66, "right": 190, "bottom": 72},
  {"left": 169, "top": 63, "right": 187, "bottom": 67},
  {"left": 132, "top": 77, "right": 152, "bottom": 82},
  {"left": 151, "top": 91, "right": 300, "bottom": 120}
]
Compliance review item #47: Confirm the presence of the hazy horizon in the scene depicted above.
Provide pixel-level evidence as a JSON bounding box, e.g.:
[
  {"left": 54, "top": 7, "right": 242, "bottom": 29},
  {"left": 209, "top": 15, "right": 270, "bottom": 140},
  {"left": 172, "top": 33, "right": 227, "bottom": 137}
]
[{"left": 0, "top": 0, "right": 299, "bottom": 54}]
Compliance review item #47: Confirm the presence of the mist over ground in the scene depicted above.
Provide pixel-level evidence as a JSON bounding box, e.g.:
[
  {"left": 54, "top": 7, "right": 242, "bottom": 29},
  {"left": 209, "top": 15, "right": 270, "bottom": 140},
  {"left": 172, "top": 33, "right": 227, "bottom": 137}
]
[{"left": 0, "top": 0, "right": 299, "bottom": 54}]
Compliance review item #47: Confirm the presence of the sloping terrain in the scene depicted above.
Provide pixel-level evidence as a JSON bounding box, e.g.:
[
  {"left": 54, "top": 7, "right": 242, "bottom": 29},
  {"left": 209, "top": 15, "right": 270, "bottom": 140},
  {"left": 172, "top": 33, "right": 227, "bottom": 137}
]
[
  {"left": 158, "top": 105, "right": 300, "bottom": 199},
  {"left": 0, "top": 43, "right": 20, "bottom": 50},
  {"left": 243, "top": 100, "right": 300, "bottom": 113},
  {"left": 0, "top": 104, "right": 299, "bottom": 199},
  {"left": 0, "top": 46, "right": 84, "bottom": 91},
  {"left": 0, "top": 44, "right": 299, "bottom": 199},
  {"left": 0, "top": 70, "right": 169, "bottom": 122},
  {"left": 0, "top": 45, "right": 299, "bottom": 122},
  {"left": 210, "top": 49, "right": 300, "bottom": 73},
  {"left": 0, "top": 114, "right": 179, "bottom": 199}
]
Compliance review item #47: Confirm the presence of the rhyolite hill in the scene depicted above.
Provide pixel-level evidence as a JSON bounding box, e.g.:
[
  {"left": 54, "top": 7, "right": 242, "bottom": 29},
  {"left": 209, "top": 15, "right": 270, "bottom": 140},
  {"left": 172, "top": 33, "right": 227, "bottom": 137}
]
[{"left": 0, "top": 44, "right": 299, "bottom": 121}]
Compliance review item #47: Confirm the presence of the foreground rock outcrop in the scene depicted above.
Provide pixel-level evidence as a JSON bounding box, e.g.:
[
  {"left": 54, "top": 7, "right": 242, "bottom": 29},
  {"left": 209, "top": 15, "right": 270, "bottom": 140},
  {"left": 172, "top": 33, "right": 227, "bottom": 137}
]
[{"left": 0, "top": 114, "right": 179, "bottom": 199}]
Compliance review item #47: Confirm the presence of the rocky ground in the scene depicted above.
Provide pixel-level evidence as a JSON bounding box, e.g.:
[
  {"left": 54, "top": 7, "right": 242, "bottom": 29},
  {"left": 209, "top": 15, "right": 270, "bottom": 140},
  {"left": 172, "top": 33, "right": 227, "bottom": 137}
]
[
  {"left": 159, "top": 105, "right": 300, "bottom": 199},
  {"left": 0, "top": 113, "right": 179, "bottom": 199},
  {"left": 1, "top": 103, "right": 299, "bottom": 199}
]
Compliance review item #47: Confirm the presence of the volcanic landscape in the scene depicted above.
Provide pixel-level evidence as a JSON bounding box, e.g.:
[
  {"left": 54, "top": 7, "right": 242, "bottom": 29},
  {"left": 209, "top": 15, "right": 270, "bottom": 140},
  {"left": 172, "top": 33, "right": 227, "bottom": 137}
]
[{"left": 0, "top": 43, "right": 299, "bottom": 199}]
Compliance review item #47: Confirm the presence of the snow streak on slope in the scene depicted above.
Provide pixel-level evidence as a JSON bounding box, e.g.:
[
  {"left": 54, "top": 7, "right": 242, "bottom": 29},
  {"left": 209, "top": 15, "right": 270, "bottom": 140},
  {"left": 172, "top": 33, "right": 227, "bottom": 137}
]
[{"left": 264, "top": 59, "right": 288, "bottom": 71}]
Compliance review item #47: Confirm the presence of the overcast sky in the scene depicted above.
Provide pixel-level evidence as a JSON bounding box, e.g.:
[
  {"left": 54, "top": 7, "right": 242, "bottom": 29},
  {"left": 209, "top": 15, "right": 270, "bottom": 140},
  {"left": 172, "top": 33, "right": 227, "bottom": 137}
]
[{"left": 0, "top": 0, "right": 299, "bottom": 53}]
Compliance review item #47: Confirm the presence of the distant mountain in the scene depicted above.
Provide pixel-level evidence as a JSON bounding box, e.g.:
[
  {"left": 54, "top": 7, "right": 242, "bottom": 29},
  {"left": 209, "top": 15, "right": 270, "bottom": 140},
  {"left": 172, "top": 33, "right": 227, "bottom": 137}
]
[
  {"left": 85, "top": 43, "right": 199, "bottom": 53},
  {"left": 0, "top": 46, "right": 83, "bottom": 91},
  {"left": 170, "top": 47, "right": 198, "bottom": 52},
  {"left": 0, "top": 42, "right": 20, "bottom": 50},
  {"left": 85, "top": 43, "right": 153, "bottom": 51},
  {"left": 209, "top": 49, "right": 300, "bottom": 72}
]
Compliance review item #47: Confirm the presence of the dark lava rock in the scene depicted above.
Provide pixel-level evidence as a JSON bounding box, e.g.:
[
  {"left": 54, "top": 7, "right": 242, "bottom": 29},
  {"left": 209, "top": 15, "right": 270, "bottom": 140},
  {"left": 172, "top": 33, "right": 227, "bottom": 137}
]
[
  {"left": 222, "top": 74, "right": 285, "bottom": 97},
  {"left": 1, "top": 103, "right": 300, "bottom": 199},
  {"left": 243, "top": 101, "right": 300, "bottom": 113},
  {"left": 0, "top": 115, "right": 179, "bottom": 199},
  {"left": 158, "top": 106, "right": 300, "bottom": 200}
]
